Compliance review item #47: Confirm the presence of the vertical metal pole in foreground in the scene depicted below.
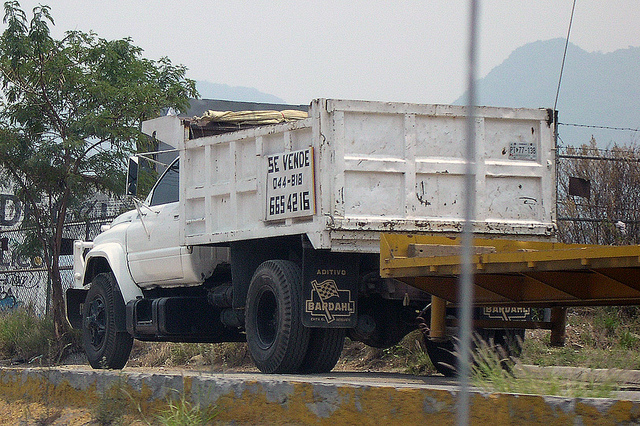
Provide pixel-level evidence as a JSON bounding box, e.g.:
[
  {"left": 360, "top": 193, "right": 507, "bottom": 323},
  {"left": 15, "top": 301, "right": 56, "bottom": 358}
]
[{"left": 458, "top": 0, "right": 480, "bottom": 425}]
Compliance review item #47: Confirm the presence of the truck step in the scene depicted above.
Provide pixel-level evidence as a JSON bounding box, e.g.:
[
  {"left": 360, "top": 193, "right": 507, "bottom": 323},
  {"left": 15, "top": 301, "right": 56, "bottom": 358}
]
[{"left": 125, "top": 297, "right": 243, "bottom": 343}]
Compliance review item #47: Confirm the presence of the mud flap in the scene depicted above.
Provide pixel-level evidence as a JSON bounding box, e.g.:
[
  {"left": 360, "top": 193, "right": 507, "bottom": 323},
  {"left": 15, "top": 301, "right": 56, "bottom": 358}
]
[{"left": 302, "top": 251, "right": 358, "bottom": 328}]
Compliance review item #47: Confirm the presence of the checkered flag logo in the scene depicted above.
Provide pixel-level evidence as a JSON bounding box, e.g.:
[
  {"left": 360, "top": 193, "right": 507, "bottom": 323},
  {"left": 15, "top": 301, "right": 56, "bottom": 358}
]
[
  {"left": 311, "top": 279, "right": 339, "bottom": 323},
  {"left": 312, "top": 279, "right": 339, "bottom": 300}
]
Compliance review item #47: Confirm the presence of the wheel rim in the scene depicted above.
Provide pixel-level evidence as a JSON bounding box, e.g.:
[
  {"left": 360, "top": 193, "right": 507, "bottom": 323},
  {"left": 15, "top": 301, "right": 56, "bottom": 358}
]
[
  {"left": 255, "top": 287, "right": 278, "bottom": 349},
  {"left": 86, "top": 296, "right": 107, "bottom": 350}
]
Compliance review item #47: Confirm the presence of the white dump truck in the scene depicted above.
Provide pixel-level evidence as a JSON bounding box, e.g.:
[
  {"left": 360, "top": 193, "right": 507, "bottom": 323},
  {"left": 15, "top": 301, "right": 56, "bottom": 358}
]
[{"left": 67, "top": 98, "right": 556, "bottom": 373}]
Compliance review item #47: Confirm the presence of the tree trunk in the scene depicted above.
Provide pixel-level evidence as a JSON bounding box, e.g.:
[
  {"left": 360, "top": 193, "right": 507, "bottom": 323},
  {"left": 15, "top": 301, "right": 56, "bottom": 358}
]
[
  {"left": 50, "top": 186, "right": 72, "bottom": 339},
  {"left": 50, "top": 260, "right": 70, "bottom": 339}
]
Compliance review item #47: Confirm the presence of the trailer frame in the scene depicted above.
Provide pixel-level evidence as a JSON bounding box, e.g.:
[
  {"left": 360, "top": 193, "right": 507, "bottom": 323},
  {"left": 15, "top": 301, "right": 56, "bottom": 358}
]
[{"left": 380, "top": 233, "right": 640, "bottom": 345}]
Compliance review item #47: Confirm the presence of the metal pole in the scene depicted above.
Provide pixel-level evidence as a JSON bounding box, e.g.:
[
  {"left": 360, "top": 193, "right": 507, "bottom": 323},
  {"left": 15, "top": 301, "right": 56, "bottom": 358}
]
[
  {"left": 430, "top": 296, "right": 447, "bottom": 340},
  {"left": 458, "top": 0, "right": 480, "bottom": 425}
]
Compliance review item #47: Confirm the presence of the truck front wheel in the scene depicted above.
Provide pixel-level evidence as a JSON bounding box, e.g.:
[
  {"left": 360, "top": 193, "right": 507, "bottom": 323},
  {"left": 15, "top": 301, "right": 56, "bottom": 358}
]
[
  {"left": 245, "top": 260, "right": 310, "bottom": 373},
  {"left": 82, "top": 273, "right": 133, "bottom": 369}
]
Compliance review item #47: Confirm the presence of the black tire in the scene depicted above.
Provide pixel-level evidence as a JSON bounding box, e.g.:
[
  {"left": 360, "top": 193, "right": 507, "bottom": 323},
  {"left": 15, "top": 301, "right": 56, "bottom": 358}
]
[
  {"left": 477, "top": 328, "right": 525, "bottom": 358},
  {"left": 423, "top": 329, "right": 525, "bottom": 377},
  {"left": 245, "top": 260, "right": 310, "bottom": 373},
  {"left": 423, "top": 338, "right": 458, "bottom": 377},
  {"left": 82, "top": 273, "right": 133, "bottom": 369},
  {"left": 298, "top": 328, "right": 346, "bottom": 374}
]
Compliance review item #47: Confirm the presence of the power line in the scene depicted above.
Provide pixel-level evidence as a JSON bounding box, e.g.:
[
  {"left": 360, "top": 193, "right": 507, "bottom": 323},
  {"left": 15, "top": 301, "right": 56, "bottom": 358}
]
[
  {"left": 558, "top": 217, "right": 640, "bottom": 224},
  {"left": 559, "top": 122, "right": 640, "bottom": 133},
  {"left": 556, "top": 145, "right": 640, "bottom": 159},
  {"left": 557, "top": 153, "right": 640, "bottom": 162},
  {"left": 557, "top": 145, "right": 640, "bottom": 154},
  {"left": 557, "top": 201, "right": 640, "bottom": 213},
  {"left": 554, "top": 0, "right": 577, "bottom": 112}
]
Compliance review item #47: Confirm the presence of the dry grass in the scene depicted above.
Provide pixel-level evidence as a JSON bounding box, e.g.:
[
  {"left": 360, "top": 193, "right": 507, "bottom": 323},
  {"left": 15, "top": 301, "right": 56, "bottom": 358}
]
[
  {"left": 472, "top": 336, "right": 620, "bottom": 398},
  {"left": 125, "top": 330, "right": 437, "bottom": 375},
  {"left": 128, "top": 341, "right": 253, "bottom": 370},
  {"left": 520, "top": 307, "right": 640, "bottom": 370},
  {"left": 334, "top": 330, "right": 436, "bottom": 375}
]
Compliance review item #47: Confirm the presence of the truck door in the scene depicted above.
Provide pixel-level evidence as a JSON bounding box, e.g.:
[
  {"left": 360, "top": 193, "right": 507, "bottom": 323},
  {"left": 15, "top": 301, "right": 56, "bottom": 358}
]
[{"left": 126, "top": 159, "right": 186, "bottom": 286}]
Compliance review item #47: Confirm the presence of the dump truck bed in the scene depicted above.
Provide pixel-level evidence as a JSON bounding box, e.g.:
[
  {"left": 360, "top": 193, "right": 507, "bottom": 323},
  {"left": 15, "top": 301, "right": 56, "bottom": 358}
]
[
  {"left": 380, "top": 233, "right": 640, "bottom": 307},
  {"left": 178, "top": 99, "right": 557, "bottom": 252}
]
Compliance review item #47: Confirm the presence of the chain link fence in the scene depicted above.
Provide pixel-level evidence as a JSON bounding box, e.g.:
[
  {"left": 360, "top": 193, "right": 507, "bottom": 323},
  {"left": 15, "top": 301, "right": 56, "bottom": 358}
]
[
  {"left": 556, "top": 144, "right": 640, "bottom": 245},
  {"left": 0, "top": 192, "right": 129, "bottom": 316},
  {"left": 0, "top": 218, "right": 119, "bottom": 316}
]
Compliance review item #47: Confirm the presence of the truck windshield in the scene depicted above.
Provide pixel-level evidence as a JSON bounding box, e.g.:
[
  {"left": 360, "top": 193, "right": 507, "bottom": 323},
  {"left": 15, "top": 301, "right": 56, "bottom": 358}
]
[{"left": 150, "top": 160, "right": 179, "bottom": 206}]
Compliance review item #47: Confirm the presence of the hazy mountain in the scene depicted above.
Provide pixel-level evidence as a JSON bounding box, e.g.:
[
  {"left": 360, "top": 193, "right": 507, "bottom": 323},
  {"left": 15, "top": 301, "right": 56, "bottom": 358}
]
[
  {"left": 196, "top": 81, "right": 286, "bottom": 104},
  {"left": 455, "top": 38, "right": 640, "bottom": 147}
]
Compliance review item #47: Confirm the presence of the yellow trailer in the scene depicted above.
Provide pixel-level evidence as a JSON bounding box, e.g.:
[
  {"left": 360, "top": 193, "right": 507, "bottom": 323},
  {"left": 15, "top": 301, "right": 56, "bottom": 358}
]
[
  {"left": 380, "top": 233, "right": 640, "bottom": 373},
  {"left": 380, "top": 233, "right": 640, "bottom": 307}
]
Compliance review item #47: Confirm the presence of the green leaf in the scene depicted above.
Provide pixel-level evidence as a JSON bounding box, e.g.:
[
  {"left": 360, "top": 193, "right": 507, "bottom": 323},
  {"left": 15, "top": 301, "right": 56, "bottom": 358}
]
[{"left": 0, "top": 1, "right": 198, "bottom": 334}]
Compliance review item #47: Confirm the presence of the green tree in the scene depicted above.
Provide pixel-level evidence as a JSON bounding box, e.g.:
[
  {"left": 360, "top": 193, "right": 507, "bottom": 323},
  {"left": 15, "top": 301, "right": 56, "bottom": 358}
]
[{"left": 0, "top": 1, "right": 197, "bottom": 339}]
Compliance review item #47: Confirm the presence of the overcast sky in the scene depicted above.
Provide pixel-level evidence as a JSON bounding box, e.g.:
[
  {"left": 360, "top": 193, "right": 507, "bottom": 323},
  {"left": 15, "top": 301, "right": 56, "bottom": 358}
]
[{"left": 8, "top": 1, "right": 640, "bottom": 105}]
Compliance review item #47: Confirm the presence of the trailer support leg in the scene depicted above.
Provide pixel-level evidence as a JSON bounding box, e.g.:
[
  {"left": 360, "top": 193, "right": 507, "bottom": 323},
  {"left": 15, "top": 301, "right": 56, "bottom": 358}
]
[
  {"left": 550, "top": 307, "right": 567, "bottom": 347},
  {"left": 430, "top": 296, "right": 447, "bottom": 340}
]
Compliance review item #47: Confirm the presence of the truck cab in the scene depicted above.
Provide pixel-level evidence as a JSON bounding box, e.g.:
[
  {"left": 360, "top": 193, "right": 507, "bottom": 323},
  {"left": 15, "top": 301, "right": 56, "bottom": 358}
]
[{"left": 125, "top": 158, "right": 227, "bottom": 288}]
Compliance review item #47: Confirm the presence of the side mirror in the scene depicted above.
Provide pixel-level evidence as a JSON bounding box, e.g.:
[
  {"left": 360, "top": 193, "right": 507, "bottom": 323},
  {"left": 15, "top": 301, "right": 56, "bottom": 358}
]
[{"left": 126, "top": 156, "right": 139, "bottom": 196}]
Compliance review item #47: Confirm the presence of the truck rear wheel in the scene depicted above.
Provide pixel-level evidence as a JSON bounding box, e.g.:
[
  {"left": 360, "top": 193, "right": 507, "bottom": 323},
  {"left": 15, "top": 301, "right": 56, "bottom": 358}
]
[
  {"left": 423, "top": 329, "right": 525, "bottom": 377},
  {"left": 423, "top": 338, "right": 457, "bottom": 377},
  {"left": 477, "top": 328, "right": 525, "bottom": 357},
  {"left": 298, "top": 328, "right": 346, "bottom": 373},
  {"left": 245, "top": 260, "right": 310, "bottom": 373},
  {"left": 82, "top": 273, "right": 133, "bottom": 369}
]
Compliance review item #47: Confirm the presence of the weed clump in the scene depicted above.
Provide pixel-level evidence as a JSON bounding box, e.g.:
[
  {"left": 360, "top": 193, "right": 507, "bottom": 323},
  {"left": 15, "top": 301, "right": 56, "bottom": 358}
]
[
  {"left": 92, "top": 379, "right": 130, "bottom": 426},
  {"left": 0, "top": 307, "right": 57, "bottom": 364},
  {"left": 154, "top": 395, "right": 218, "bottom": 426}
]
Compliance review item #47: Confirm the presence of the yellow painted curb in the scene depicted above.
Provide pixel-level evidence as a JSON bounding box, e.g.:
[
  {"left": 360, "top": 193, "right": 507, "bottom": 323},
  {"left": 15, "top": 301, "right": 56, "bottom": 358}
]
[{"left": 0, "top": 366, "right": 638, "bottom": 425}]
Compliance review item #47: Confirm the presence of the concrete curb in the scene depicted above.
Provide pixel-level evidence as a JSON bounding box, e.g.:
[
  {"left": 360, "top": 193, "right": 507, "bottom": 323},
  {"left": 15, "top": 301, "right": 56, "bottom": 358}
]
[
  {"left": 520, "top": 364, "right": 640, "bottom": 385},
  {"left": 1, "top": 366, "right": 639, "bottom": 425}
]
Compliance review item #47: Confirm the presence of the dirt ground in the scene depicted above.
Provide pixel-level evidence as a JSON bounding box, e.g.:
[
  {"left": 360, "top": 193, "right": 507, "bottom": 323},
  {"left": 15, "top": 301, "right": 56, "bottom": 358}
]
[
  {"left": 0, "top": 399, "right": 93, "bottom": 426},
  {"left": 0, "top": 398, "right": 152, "bottom": 425}
]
